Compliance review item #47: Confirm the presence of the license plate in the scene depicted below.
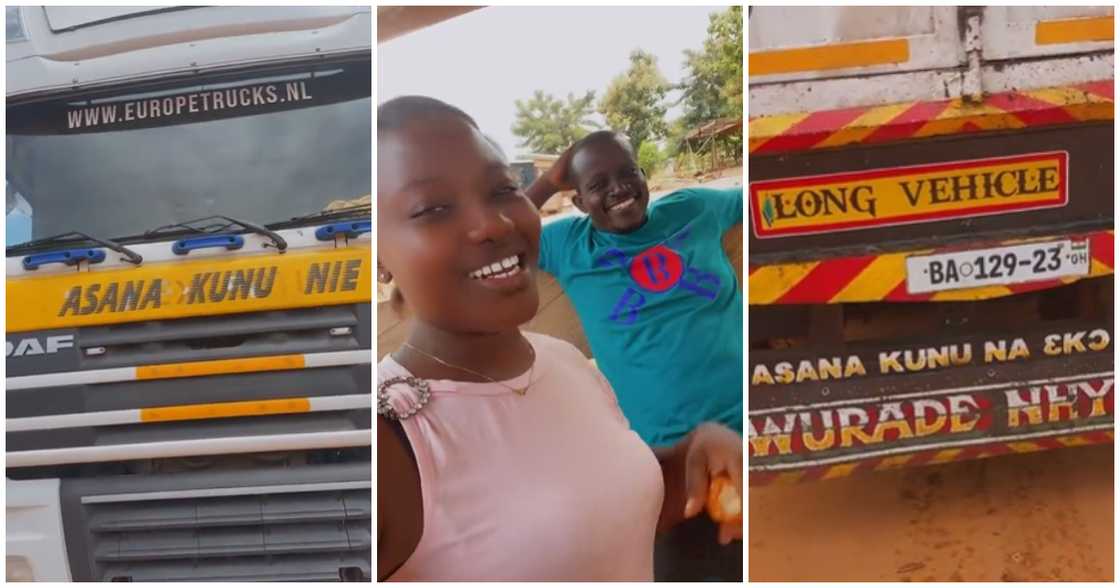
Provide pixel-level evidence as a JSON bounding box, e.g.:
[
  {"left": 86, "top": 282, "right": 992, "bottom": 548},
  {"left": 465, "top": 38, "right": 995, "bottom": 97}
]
[{"left": 906, "top": 239, "right": 1090, "bottom": 294}]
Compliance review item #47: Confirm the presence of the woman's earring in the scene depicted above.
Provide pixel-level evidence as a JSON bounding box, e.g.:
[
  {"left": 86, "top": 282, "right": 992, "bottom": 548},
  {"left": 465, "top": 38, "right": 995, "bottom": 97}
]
[{"left": 378, "top": 270, "right": 392, "bottom": 283}]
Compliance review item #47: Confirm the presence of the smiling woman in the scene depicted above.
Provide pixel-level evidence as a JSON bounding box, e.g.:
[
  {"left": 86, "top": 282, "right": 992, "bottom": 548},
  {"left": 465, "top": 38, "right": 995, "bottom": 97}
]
[
  {"left": 375, "top": 94, "right": 743, "bottom": 582},
  {"left": 376, "top": 96, "right": 656, "bottom": 581},
  {"left": 376, "top": 96, "right": 541, "bottom": 332}
]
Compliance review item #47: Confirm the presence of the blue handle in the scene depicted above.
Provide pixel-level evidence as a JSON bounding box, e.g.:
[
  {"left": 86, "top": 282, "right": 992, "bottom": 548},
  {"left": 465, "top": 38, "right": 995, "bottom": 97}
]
[
  {"left": 172, "top": 235, "right": 244, "bottom": 255},
  {"left": 23, "top": 248, "right": 106, "bottom": 270},
  {"left": 316, "top": 220, "right": 371, "bottom": 241}
]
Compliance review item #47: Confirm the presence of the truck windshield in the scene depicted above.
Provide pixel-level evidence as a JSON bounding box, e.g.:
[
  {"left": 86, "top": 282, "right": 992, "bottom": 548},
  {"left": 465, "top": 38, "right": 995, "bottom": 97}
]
[{"left": 6, "top": 60, "right": 371, "bottom": 248}]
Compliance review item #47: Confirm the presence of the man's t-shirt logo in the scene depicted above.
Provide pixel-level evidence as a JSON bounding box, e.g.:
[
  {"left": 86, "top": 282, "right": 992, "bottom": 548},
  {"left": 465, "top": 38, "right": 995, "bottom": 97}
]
[
  {"left": 631, "top": 245, "right": 683, "bottom": 292},
  {"left": 595, "top": 227, "right": 721, "bottom": 325}
]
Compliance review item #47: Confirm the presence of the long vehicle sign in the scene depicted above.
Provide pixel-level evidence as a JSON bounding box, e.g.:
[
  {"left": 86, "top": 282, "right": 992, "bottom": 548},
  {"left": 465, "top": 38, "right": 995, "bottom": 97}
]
[{"left": 749, "top": 151, "right": 1069, "bottom": 238}]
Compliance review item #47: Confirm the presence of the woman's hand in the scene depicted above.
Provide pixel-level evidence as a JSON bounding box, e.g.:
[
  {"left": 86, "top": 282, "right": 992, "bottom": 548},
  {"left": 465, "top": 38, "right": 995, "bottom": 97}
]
[
  {"left": 656, "top": 422, "right": 743, "bottom": 544},
  {"left": 683, "top": 422, "right": 743, "bottom": 544}
]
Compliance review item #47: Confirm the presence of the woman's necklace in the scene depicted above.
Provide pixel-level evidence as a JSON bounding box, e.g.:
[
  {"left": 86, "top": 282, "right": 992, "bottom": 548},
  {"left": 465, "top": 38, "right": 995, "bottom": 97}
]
[{"left": 399, "top": 338, "right": 536, "bottom": 396}]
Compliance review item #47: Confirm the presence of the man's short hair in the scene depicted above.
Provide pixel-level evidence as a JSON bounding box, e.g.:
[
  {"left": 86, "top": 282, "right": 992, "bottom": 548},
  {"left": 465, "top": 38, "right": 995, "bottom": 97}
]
[{"left": 566, "top": 130, "right": 634, "bottom": 185}]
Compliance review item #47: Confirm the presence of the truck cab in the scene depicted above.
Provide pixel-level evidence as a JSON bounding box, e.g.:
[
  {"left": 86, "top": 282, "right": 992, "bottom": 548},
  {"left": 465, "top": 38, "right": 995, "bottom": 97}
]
[{"left": 6, "top": 6, "right": 372, "bottom": 581}]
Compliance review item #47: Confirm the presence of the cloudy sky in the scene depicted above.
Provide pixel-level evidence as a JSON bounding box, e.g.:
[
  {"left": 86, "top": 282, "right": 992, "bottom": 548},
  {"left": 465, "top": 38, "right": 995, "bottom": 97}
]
[{"left": 378, "top": 6, "right": 723, "bottom": 158}]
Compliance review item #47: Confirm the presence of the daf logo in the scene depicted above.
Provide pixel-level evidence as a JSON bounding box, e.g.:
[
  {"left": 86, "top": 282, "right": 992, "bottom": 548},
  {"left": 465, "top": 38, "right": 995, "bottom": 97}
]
[{"left": 6, "top": 335, "right": 75, "bottom": 357}]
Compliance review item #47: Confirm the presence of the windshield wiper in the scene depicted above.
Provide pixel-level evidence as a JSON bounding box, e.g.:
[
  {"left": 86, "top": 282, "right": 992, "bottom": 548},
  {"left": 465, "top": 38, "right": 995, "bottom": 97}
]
[
  {"left": 7, "top": 231, "right": 143, "bottom": 265},
  {"left": 265, "top": 202, "right": 371, "bottom": 231},
  {"left": 107, "top": 205, "right": 369, "bottom": 250},
  {"left": 138, "top": 215, "right": 287, "bottom": 252}
]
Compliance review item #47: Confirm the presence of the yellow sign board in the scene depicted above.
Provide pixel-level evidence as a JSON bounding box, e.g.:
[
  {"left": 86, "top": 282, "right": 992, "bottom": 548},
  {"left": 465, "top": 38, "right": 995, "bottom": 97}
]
[
  {"left": 8, "top": 246, "right": 371, "bottom": 332},
  {"left": 750, "top": 151, "right": 1068, "bottom": 238}
]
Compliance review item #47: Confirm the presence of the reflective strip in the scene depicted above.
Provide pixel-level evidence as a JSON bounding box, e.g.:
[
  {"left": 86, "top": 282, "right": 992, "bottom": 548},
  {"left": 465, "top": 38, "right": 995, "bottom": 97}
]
[
  {"left": 1007, "top": 441, "right": 1045, "bottom": 452},
  {"left": 1036, "top": 16, "right": 1114, "bottom": 45},
  {"left": 773, "top": 471, "right": 807, "bottom": 485},
  {"left": 1055, "top": 435, "right": 1095, "bottom": 447},
  {"left": 749, "top": 230, "right": 1114, "bottom": 305},
  {"left": 748, "top": 112, "right": 809, "bottom": 153},
  {"left": 750, "top": 82, "right": 1114, "bottom": 155},
  {"left": 912, "top": 101, "right": 1023, "bottom": 139},
  {"left": 8, "top": 394, "right": 370, "bottom": 431},
  {"left": 7, "top": 409, "right": 138, "bottom": 432},
  {"left": 7, "top": 394, "right": 367, "bottom": 430},
  {"left": 750, "top": 38, "right": 909, "bottom": 76},
  {"left": 136, "top": 355, "right": 305, "bottom": 380},
  {"left": 304, "top": 350, "right": 370, "bottom": 368},
  {"left": 140, "top": 397, "right": 310, "bottom": 421},
  {"left": 6, "top": 350, "right": 370, "bottom": 390},
  {"left": 926, "top": 449, "right": 963, "bottom": 464},
  {"left": 819, "top": 462, "right": 858, "bottom": 479},
  {"left": 308, "top": 394, "right": 372, "bottom": 411},
  {"left": 5, "top": 366, "right": 135, "bottom": 390},
  {"left": 827, "top": 254, "right": 905, "bottom": 302},
  {"left": 746, "top": 261, "right": 819, "bottom": 304},
  {"left": 82, "top": 480, "right": 371, "bottom": 504},
  {"left": 874, "top": 454, "right": 915, "bottom": 471},
  {"left": 752, "top": 431, "right": 1114, "bottom": 486},
  {"left": 7, "top": 430, "right": 371, "bottom": 467},
  {"left": 814, "top": 102, "right": 915, "bottom": 149}
]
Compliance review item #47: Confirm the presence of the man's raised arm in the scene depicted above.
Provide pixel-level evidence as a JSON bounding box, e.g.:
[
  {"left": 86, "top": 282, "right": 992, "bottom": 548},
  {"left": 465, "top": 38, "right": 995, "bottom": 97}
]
[{"left": 525, "top": 146, "right": 575, "bottom": 210}]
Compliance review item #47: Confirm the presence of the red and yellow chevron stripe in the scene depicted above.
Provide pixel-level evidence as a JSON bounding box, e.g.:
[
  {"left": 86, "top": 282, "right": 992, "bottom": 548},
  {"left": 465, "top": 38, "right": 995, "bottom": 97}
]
[
  {"left": 749, "top": 230, "right": 1114, "bottom": 304},
  {"left": 749, "top": 429, "right": 1114, "bottom": 486},
  {"left": 749, "top": 81, "right": 1114, "bottom": 155}
]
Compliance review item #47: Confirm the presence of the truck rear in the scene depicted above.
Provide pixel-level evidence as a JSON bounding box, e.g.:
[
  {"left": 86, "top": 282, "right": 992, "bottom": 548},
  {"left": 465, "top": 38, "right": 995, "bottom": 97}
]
[
  {"left": 6, "top": 7, "right": 372, "bottom": 580},
  {"left": 747, "top": 7, "right": 1113, "bottom": 484}
]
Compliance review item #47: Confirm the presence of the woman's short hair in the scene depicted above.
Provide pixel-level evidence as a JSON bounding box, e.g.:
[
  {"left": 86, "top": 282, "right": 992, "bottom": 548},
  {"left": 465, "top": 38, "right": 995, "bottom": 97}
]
[{"left": 378, "top": 95, "right": 478, "bottom": 137}]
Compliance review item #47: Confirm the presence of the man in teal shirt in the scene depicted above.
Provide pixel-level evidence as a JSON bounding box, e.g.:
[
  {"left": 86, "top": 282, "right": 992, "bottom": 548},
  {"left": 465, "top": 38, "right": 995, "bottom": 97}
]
[
  {"left": 526, "top": 131, "right": 742, "bottom": 580},
  {"left": 527, "top": 131, "right": 742, "bottom": 446}
]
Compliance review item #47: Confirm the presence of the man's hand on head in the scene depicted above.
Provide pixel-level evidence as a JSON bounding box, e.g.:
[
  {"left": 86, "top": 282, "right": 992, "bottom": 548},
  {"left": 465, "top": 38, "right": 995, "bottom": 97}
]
[
  {"left": 526, "top": 145, "right": 577, "bottom": 209},
  {"left": 544, "top": 145, "right": 577, "bottom": 192}
]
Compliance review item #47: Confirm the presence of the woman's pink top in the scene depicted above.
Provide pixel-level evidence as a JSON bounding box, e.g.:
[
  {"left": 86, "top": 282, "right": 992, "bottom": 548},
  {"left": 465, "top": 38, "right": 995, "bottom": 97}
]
[{"left": 380, "top": 332, "right": 664, "bottom": 581}]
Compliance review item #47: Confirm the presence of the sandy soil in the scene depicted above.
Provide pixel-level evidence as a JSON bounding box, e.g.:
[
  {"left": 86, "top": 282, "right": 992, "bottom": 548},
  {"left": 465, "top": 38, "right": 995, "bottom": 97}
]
[
  {"left": 647, "top": 165, "right": 742, "bottom": 194},
  {"left": 749, "top": 444, "right": 1114, "bottom": 582}
]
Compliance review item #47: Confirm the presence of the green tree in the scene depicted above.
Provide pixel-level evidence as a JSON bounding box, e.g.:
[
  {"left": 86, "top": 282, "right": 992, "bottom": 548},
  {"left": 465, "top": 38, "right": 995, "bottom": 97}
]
[
  {"left": 599, "top": 49, "right": 670, "bottom": 152},
  {"left": 636, "top": 141, "right": 666, "bottom": 176},
  {"left": 680, "top": 6, "right": 743, "bottom": 127},
  {"left": 512, "top": 90, "right": 598, "bottom": 154}
]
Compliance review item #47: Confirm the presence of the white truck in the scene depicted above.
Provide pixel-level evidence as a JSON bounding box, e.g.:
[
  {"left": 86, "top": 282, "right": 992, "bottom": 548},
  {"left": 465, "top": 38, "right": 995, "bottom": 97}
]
[{"left": 6, "top": 6, "right": 372, "bottom": 581}]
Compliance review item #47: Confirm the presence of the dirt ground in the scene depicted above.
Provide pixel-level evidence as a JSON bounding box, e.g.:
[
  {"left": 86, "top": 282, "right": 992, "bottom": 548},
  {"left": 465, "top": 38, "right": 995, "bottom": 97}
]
[
  {"left": 647, "top": 165, "right": 742, "bottom": 194},
  {"left": 749, "top": 444, "right": 1114, "bottom": 582}
]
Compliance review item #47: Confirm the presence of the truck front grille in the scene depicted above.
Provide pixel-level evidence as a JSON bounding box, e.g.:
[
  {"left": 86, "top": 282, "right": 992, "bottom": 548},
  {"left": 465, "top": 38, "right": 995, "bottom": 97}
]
[{"left": 60, "top": 465, "right": 371, "bottom": 581}]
